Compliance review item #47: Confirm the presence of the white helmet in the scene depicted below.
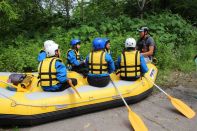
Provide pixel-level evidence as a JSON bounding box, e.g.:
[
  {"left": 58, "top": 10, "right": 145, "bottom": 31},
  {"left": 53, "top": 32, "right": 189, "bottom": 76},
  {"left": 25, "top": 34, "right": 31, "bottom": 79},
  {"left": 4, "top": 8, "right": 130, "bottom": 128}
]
[
  {"left": 45, "top": 41, "right": 59, "bottom": 57},
  {"left": 125, "top": 38, "right": 136, "bottom": 48},
  {"left": 44, "top": 40, "right": 55, "bottom": 50}
]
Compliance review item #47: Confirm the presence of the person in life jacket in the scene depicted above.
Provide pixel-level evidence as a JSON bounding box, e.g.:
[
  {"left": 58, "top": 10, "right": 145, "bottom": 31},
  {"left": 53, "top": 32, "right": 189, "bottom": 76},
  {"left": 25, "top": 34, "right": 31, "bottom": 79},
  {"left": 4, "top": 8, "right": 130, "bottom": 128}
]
[
  {"left": 137, "top": 26, "right": 156, "bottom": 63},
  {"left": 103, "top": 38, "right": 119, "bottom": 70},
  {"left": 85, "top": 38, "right": 115, "bottom": 87},
  {"left": 38, "top": 40, "right": 77, "bottom": 92},
  {"left": 37, "top": 40, "right": 53, "bottom": 62},
  {"left": 116, "top": 38, "right": 148, "bottom": 81},
  {"left": 103, "top": 38, "right": 111, "bottom": 55},
  {"left": 67, "top": 39, "right": 88, "bottom": 77}
]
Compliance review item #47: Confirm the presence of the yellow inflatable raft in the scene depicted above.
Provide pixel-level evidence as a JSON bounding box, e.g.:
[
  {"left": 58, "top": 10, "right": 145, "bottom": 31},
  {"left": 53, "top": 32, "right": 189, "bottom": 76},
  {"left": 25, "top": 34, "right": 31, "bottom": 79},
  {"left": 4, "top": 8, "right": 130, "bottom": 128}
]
[{"left": 0, "top": 63, "right": 157, "bottom": 126}]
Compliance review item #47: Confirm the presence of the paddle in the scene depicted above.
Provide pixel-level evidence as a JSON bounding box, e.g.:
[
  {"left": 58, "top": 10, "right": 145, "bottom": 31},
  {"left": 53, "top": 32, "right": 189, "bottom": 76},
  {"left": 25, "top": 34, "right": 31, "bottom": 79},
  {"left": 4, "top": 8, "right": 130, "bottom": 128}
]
[
  {"left": 110, "top": 79, "right": 148, "bottom": 131},
  {"left": 145, "top": 76, "right": 196, "bottom": 119},
  {"left": 0, "top": 80, "right": 27, "bottom": 92},
  {"left": 67, "top": 79, "right": 81, "bottom": 98}
]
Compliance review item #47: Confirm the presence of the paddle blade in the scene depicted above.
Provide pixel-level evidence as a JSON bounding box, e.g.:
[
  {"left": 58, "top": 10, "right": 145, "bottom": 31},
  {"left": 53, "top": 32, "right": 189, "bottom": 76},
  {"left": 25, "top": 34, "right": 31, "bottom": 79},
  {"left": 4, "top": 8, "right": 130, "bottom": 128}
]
[
  {"left": 128, "top": 109, "right": 148, "bottom": 131},
  {"left": 170, "top": 96, "right": 196, "bottom": 119}
]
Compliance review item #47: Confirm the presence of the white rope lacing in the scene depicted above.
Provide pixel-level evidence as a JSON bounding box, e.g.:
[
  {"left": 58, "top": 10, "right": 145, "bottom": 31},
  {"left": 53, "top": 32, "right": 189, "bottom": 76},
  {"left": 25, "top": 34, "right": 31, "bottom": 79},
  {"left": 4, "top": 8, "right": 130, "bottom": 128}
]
[{"left": 0, "top": 79, "right": 147, "bottom": 108}]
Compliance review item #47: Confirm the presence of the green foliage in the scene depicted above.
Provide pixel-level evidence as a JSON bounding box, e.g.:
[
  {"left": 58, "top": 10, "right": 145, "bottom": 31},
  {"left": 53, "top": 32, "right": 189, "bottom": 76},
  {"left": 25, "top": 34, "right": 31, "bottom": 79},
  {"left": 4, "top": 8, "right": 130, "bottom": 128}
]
[
  {"left": 0, "top": 12, "right": 196, "bottom": 73},
  {"left": 73, "top": 0, "right": 125, "bottom": 24},
  {"left": 146, "top": 12, "right": 197, "bottom": 72},
  {"left": 0, "top": 1, "right": 18, "bottom": 20},
  {"left": 0, "top": 38, "right": 40, "bottom": 72},
  {"left": 167, "top": 0, "right": 197, "bottom": 24}
]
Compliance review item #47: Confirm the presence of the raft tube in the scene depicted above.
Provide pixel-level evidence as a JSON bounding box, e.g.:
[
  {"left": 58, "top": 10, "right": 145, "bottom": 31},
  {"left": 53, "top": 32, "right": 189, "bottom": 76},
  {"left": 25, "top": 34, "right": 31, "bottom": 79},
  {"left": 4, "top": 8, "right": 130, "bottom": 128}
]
[{"left": 0, "top": 63, "right": 157, "bottom": 126}]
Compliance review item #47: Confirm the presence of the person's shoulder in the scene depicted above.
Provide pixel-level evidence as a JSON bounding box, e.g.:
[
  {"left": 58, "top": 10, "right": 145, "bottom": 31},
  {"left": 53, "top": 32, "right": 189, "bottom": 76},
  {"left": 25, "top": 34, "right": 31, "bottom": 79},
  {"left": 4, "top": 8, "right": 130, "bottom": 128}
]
[
  {"left": 105, "top": 52, "right": 114, "bottom": 61},
  {"left": 146, "top": 36, "right": 155, "bottom": 44},
  {"left": 54, "top": 58, "right": 62, "bottom": 62},
  {"left": 55, "top": 58, "right": 65, "bottom": 67},
  {"left": 39, "top": 50, "right": 45, "bottom": 53},
  {"left": 67, "top": 49, "right": 76, "bottom": 56},
  {"left": 139, "top": 53, "right": 145, "bottom": 58},
  {"left": 68, "top": 49, "right": 74, "bottom": 53},
  {"left": 105, "top": 52, "right": 111, "bottom": 57},
  {"left": 147, "top": 35, "right": 154, "bottom": 40}
]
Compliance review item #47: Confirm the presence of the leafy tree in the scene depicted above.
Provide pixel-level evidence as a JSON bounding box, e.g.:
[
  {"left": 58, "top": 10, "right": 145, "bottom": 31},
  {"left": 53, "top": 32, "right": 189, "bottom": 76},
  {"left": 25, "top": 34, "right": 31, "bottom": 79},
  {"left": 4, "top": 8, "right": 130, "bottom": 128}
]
[
  {"left": 73, "top": 0, "right": 125, "bottom": 24},
  {"left": 168, "top": 0, "right": 197, "bottom": 25},
  {"left": 136, "top": 0, "right": 151, "bottom": 19},
  {"left": 0, "top": 1, "right": 19, "bottom": 37},
  {"left": 0, "top": 0, "right": 47, "bottom": 39}
]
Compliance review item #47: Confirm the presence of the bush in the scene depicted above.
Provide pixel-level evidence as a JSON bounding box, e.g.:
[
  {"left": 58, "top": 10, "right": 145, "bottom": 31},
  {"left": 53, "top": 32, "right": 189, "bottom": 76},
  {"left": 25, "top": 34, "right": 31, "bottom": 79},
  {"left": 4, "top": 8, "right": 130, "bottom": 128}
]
[{"left": 0, "top": 12, "right": 196, "bottom": 72}]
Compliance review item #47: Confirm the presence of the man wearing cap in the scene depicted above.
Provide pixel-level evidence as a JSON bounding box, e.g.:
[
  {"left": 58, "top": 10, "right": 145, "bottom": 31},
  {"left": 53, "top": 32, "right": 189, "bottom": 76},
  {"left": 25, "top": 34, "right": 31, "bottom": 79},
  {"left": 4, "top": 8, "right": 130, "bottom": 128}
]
[{"left": 137, "top": 26, "right": 156, "bottom": 63}]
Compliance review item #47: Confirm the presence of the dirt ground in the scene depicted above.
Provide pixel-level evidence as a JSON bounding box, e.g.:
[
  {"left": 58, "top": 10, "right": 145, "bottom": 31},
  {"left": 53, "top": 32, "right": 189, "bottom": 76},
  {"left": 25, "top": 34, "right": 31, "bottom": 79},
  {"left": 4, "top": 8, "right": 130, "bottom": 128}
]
[
  {"left": 0, "top": 72, "right": 197, "bottom": 131},
  {"left": 165, "top": 71, "right": 197, "bottom": 88}
]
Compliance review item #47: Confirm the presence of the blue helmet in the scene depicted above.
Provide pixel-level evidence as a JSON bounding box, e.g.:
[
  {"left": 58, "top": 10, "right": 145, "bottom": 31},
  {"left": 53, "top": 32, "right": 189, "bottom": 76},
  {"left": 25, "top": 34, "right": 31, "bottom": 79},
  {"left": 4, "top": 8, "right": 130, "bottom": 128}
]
[
  {"left": 70, "top": 39, "right": 81, "bottom": 46},
  {"left": 92, "top": 38, "right": 105, "bottom": 50},
  {"left": 103, "top": 38, "right": 110, "bottom": 46}
]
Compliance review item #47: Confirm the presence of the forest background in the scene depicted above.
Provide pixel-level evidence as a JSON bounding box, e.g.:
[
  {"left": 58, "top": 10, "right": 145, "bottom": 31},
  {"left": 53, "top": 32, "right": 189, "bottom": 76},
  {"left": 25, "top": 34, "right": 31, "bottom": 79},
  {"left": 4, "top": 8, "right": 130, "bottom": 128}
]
[{"left": 0, "top": 0, "right": 196, "bottom": 84}]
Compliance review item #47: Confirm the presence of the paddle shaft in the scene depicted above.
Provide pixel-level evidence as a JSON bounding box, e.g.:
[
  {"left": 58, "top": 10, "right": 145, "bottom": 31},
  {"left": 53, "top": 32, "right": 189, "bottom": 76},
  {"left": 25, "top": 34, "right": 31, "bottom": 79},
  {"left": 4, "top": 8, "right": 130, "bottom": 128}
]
[
  {"left": 110, "top": 78, "right": 149, "bottom": 131},
  {"left": 67, "top": 79, "right": 81, "bottom": 98},
  {"left": 110, "top": 79, "right": 130, "bottom": 109},
  {"left": 71, "top": 85, "right": 81, "bottom": 98},
  {"left": 145, "top": 77, "right": 169, "bottom": 97}
]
